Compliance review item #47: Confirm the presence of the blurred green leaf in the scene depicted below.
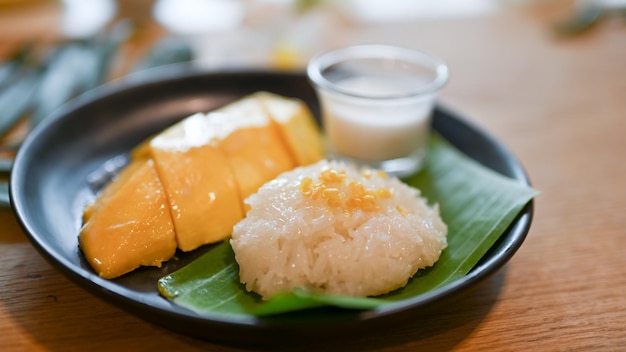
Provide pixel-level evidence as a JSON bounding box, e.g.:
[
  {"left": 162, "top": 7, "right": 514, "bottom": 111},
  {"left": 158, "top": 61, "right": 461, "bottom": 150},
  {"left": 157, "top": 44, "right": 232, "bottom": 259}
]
[
  {"left": 0, "top": 71, "right": 39, "bottom": 137},
  {"left": 132, "top": 36, "right": 194, "bottom": 72},
  {"left": 0, "top": 42, "right": 35, "bottom": 89},
  {"left": 29, "top": 44, "right": 86, "bottom": 126},
  {"left": 0, "top": 157, "right": 12, "bottom": 174},
  {"left": 30, "top": 22, "right": 131, "bottom": 127},
  {"left": 0, "top": 181, "right": 9, "bottom": 207}
]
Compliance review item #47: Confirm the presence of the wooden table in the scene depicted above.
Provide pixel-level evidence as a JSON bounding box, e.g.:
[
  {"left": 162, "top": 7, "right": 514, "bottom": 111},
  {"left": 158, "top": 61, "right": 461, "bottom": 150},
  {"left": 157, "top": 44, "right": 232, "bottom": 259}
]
[{"left": 1, "top": 2, "right": 625, "bottom": 350}]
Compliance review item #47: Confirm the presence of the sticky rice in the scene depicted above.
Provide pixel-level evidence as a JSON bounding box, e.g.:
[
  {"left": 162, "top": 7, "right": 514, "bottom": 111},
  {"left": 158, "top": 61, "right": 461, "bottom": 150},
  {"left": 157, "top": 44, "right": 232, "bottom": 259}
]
[{"left": 230, "top": 160, "right": 447, "bottom": 299}]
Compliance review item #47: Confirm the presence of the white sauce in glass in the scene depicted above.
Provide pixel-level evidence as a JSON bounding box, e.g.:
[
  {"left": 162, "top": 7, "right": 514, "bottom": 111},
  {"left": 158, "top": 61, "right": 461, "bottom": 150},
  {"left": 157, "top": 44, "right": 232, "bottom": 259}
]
[{"left": 322, "top": 76, "right": 435, "bottom": 161}]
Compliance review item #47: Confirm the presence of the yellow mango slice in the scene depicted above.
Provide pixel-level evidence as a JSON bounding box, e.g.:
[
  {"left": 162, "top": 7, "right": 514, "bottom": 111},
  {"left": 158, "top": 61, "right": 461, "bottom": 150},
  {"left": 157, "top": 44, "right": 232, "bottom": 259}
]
[
  {"left": 80, "top": 92, "right": 325, "bottom": 278},
  {"left": 209, "top": 97, "right": 296, "bottom": 201},
  {"left": 149, "top": 114, "right": 244, "bottom": 252},
  {"left": 83, "top": 152, "right": 150, "bottom": 223},
  {"left": 255, "top": 92, "right": 325, "bottom": 166},
  {"left": 130, "top": 138, "right": 152, "bottom": 160},
  {"left": 79, "top": 159, "right": 177, "bottom": 279}
]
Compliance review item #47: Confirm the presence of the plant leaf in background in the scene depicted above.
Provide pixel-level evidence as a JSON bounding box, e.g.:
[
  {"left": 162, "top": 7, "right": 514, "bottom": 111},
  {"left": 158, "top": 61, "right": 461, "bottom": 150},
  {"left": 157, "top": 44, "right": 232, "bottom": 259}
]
[
  {"left": 158, "top": 135, "right": 539, "bottom": 317},
  {"left": 0, "top": 43, "right": 39, "bottom": 138},
  {"left": 0, "top": 181, "right": 9, "bottom": 208},
  {"left": 132, "top": 36, "right": 194, "bottom": 72},
  {"left": 0, "top": 157, "right": 11, "bottom": 173},
  {"left": 29, "top": 22, "right": 132, "bottom": 127},
  {"left": 0, "top": 72, "right": 39, "bottom": 138},
  {"left": 0, "top": 43, "right": 35, "bottom": 89}
]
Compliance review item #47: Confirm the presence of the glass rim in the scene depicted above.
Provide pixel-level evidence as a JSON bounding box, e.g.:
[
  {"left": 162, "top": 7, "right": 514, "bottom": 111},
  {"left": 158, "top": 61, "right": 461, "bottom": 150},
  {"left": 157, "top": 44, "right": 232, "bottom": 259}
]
[{"left": 307, "top": 44, "right": 449, "bottom": 100}]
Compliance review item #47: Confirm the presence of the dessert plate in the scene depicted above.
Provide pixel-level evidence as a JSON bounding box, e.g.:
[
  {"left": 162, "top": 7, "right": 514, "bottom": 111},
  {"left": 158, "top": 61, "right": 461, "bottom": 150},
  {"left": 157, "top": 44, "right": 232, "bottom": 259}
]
[{"left": 10, "top": 68, "right": 534, "bottom": 344}]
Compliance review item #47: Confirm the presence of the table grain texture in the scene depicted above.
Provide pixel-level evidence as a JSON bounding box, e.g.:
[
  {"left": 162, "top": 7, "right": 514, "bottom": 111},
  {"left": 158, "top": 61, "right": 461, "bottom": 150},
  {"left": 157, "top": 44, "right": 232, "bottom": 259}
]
[{"left": 1, "top": 2, "right": 625, "bottom": 351}]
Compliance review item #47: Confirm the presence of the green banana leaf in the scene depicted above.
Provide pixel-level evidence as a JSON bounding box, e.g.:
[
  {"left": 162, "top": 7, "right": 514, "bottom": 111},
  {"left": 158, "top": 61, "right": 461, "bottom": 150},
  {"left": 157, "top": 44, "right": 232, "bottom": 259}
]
[{"left": 158, "top": 134, "right": 539, "bottom": 316}]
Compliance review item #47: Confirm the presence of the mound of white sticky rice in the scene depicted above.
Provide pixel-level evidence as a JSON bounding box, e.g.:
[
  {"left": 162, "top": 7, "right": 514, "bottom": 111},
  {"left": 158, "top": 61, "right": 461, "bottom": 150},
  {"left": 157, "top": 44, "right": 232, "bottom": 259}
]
[{"left": 230, "top": 160, "right": 447, "bottom": 299}]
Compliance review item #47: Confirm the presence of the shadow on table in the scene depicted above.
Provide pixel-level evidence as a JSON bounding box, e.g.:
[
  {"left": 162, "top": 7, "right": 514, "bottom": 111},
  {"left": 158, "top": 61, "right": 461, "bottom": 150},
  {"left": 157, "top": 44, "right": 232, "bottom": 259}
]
[
  {"left": 98, "top": 265, "right": 505, "bottom": 351},
  {"left": 209, "top": 268, "right": 508, "bottom": 351}
]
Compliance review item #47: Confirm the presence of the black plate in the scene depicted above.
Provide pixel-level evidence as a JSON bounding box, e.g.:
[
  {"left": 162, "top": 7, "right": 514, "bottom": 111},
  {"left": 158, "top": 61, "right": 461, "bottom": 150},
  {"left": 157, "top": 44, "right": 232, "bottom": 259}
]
[{"left": 10, "top": 68, "right": 533, "bottom": 345}]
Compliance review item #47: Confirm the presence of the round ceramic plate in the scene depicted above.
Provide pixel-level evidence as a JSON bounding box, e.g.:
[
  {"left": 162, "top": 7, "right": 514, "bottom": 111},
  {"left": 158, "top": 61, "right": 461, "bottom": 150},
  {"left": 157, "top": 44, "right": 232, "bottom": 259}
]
[{"left": 10, "top": 69, "right": 533, "bottom": 344}]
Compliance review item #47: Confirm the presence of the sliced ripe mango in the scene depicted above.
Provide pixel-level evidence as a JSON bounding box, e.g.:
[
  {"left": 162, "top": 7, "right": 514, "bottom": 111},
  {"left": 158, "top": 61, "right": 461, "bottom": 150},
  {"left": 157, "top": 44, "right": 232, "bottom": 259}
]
[
  {"left": 255, "top": 92, "right": 325, "bottom": 166},
  {"left": 80, "top": 92, "right": 326, "bottom": 278},
  {"left": 149, "top": 114, "right": 244, "bottom": 252},
  {"left": 79, "top": 159, "right": 177, "bottom": 279},
  {"left": 83, "top": 159, "right": 140, "bottom": 223},
  {"left": 208, "top": 97, "right": 296, "bottom": 201},
  {"left": 130, "top": 138, "right": 152, "bottom": 160}
]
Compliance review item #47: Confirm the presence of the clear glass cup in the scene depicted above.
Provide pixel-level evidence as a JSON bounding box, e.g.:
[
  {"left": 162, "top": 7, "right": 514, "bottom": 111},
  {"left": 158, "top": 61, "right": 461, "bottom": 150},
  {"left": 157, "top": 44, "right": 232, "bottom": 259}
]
[{"left": 307, "top": 44, "right": 449, "bottom": 177}]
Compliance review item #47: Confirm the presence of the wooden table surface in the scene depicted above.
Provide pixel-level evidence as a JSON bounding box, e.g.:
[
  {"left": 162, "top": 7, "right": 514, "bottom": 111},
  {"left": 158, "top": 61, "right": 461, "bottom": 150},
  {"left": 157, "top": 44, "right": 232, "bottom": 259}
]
[{"left": 1, "top": 1, "right": 625, "bottom": 351}]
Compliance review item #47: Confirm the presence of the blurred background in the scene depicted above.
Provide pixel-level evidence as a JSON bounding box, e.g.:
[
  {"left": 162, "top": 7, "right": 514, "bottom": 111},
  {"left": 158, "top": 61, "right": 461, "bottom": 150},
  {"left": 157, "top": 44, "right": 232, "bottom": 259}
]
[
  {"left": 0, "top": 0, "right": 625, "bottom": 189},
  {"left": 3, "top": 1, "right": 624, "bottom": 69}
]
